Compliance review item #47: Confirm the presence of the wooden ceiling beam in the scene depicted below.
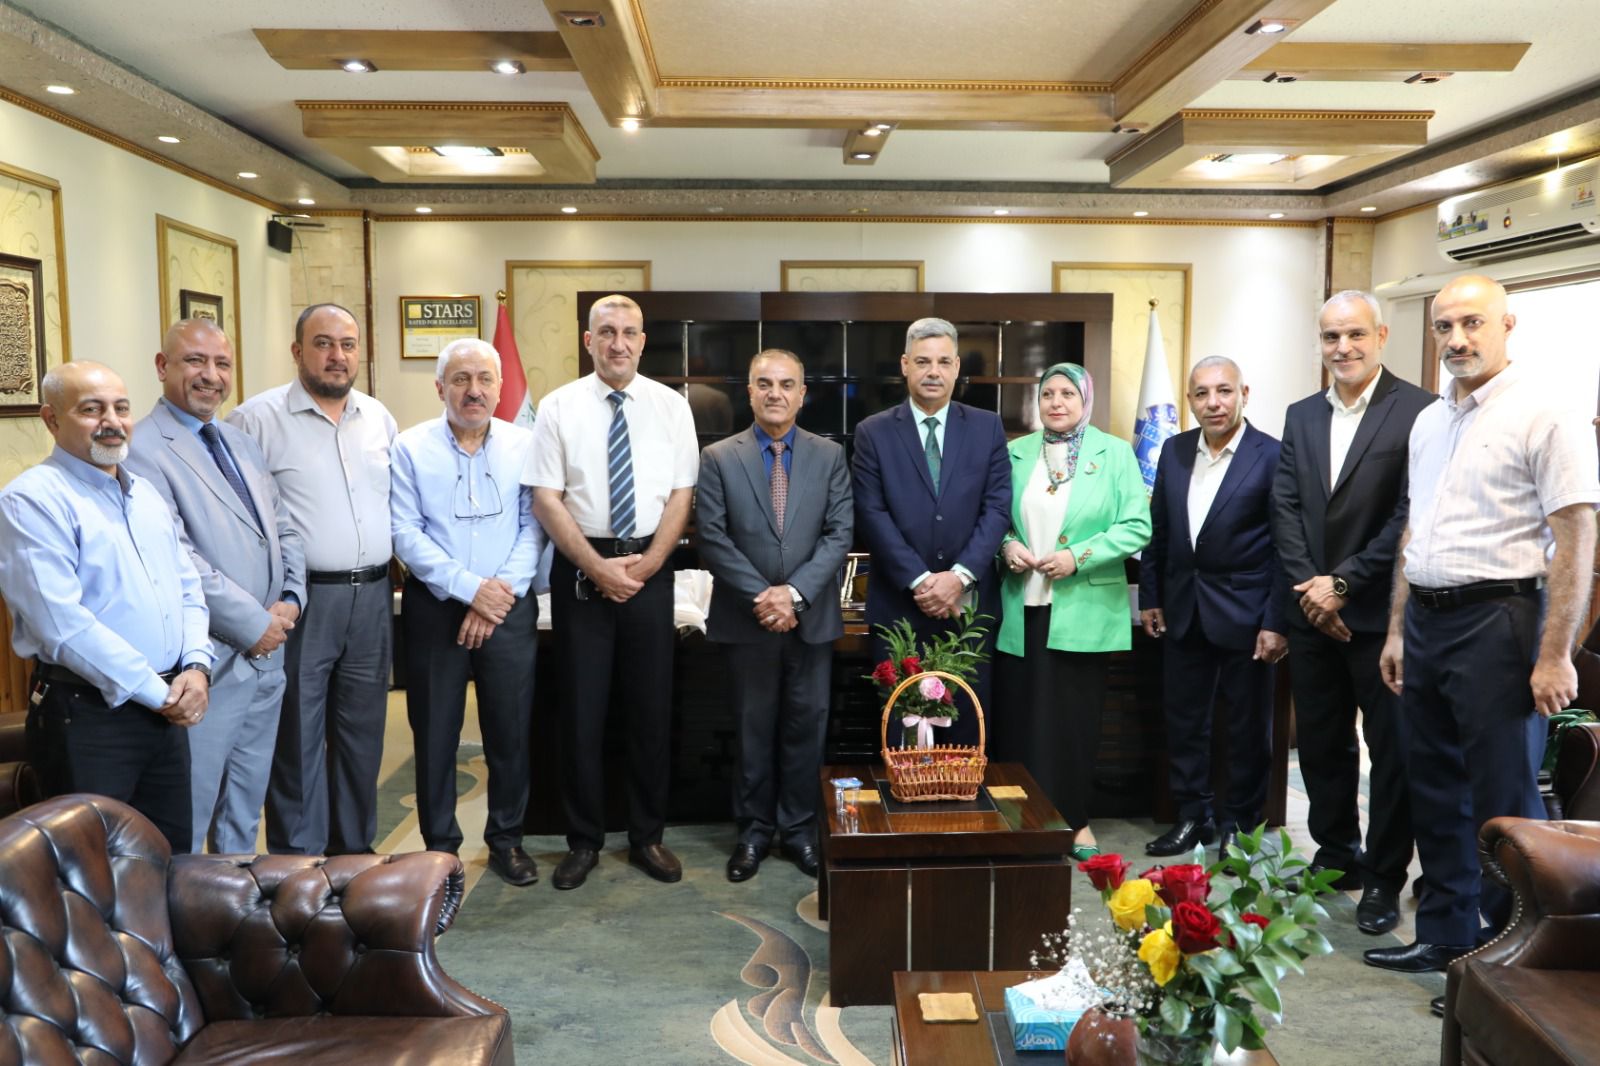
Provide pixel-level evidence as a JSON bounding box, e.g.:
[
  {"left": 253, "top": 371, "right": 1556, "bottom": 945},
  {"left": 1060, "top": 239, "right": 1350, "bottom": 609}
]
[
  {"left": 1236, "top": 41, "right": 1530, "bottom": 81},
  {"left": 253, "top": 29, "right": 575, "bottom": 72},
  {"left": 543, "top": 0, "right": 657, "bottom": 124},
  {"left": 648, "top": 84, "right": 1114, "bottom": 131},
  {"left": 1112, "top": 0, "right": 1340, "bottom": 129}
]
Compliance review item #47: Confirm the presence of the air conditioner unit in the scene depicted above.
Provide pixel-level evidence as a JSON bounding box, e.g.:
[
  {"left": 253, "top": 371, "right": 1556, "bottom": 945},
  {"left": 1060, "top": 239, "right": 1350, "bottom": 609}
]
[{"left": 1436, "top": 160, "right": 1600, "bottom": 264}]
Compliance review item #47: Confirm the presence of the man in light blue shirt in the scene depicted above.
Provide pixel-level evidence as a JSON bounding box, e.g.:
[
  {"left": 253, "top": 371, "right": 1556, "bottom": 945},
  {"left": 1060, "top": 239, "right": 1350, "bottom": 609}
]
[
  {"left": 0, "top": 362, "right": 213, "bottom": 852},
  {"left": 392, "top": 339, "right": 543, "bottom": 884}
]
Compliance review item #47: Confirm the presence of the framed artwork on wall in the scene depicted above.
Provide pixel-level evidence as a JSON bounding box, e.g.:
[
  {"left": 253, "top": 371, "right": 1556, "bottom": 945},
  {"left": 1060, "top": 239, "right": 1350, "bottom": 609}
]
[
  {"left": 0, "top": 161, "right": 69, "bottom": 444},
  {"left": 156, "top": 214, "right": 241, "bottom": 405},
  {"left": 179, "top": 288, "right": 224, "bottom": 324},
  {"left": 0, "top": 252, "right": 46, "bottom": 416}
]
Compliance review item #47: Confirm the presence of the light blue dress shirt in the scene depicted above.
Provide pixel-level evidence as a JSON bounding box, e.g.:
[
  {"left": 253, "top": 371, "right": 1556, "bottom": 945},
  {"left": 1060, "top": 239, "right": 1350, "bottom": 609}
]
[
  {"left": 0, "top": 446, "right": 212, "bottom": 710},
  {"left": 391, "top": 416, "right": 544, "bottom": 603},
  {"left": 162, "top": 397, "right": 249, "bottom": 483}
]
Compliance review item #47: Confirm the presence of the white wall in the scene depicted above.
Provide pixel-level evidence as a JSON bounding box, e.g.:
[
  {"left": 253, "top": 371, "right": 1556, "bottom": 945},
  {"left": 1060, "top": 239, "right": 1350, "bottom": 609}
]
[
  {"left": 372, "top": 218, "right": 1326, "bottom": 436},
  {"left": 0, "top": 97, "right": 289, "bottom": 484}
]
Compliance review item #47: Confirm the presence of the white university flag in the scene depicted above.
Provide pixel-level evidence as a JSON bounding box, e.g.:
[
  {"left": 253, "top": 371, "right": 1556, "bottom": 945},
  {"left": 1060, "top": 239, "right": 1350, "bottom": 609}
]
[{"left": 1132, "top": 307, "right": 1179, "bottom": 493}]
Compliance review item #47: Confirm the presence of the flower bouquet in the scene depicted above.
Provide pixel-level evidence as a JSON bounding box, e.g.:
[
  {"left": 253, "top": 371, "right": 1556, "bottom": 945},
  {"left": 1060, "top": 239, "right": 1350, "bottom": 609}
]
[{"left": 1036, "top": 827, "right": 1338, "bottom": 1064}]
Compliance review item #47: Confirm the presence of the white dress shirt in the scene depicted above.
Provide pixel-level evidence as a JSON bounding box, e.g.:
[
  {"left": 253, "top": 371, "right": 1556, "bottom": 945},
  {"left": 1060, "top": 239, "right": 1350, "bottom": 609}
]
[
  {"left": 1187, "top": 427, "right": 1241, "bottom": 548},
  {"left": 227, "top": 379, "right": 398, "bottom": 571},
  {"left": 1019, "top": 441, "right": 1074, "bottom": 607},
  {"left": 1326, "top": 370, "right": 1382, "bottom": 486},
  {"left": 521, "top": 372, "right": 698, "bottom": 538},
  {"left": 1404, "top": 362, "right": 1600, "bottom": 587}
]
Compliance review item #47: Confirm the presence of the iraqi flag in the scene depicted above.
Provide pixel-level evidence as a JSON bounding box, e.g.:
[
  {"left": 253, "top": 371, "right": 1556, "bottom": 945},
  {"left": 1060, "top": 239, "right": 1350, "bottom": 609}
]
[
  {"left": 491, "top": 301, "right": 536, "bottom": 428},
  {"left": 1132, "top": 303, "right": 1178, "bottom": 494}
]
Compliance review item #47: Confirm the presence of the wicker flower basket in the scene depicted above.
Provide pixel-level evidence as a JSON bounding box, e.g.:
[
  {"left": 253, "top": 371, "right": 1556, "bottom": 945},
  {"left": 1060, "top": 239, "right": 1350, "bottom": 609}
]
[{"left": 879, "top": 670, "right": 987, "bottom": 803}]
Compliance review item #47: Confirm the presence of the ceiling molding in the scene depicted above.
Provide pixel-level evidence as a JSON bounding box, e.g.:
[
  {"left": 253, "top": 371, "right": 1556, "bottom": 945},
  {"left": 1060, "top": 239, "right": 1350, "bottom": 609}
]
[
  {"left": 1236, "top": 41, "right": 1529, "bottom": 82},
  {"left": 252, "top": 29, "right": 576, "bottom": 73},
  {"left": 368, "top": 212, "right": 1319, "bottom": 227}
]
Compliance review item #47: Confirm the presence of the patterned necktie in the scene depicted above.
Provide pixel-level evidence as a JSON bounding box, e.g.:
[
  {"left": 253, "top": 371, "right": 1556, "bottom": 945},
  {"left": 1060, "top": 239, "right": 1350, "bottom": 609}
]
[
  {"left": 922, "top": 416, "right": 942, "bottom": 491},
  {"left": 606, "top": 390, "right": 636, "bottom": 539},
  {"left": 770, "top": 439, "right": 787, "bottom": 535},
  {"left": 199, "top": 422, "right": 262, "bottom": 531}
]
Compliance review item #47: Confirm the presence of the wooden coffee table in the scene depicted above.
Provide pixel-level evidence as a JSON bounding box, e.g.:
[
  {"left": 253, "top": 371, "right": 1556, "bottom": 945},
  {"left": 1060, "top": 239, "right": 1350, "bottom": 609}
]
[
  {"left": 890, "top": 971, "right": 1278, "bottom": 1065},
  {"left": 818, "top": 762, "right": 1073, "bottom": 1006}
]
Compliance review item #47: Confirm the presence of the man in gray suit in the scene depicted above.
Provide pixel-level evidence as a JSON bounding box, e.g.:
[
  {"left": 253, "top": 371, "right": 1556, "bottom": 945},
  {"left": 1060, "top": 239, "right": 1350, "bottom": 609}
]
[
  {"left": 126, "top": 319, "right": 305, "bottom": 853},
  {"left": 696, "top": 348, "right": 853, "bottom": 881}
]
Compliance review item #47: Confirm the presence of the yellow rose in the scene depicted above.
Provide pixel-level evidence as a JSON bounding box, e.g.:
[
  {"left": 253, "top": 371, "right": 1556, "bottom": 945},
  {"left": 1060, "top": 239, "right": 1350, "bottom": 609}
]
[
  {"left": 1139, "top": 926, "right": 1181, "bottom": 986},
  {"left": 1107, "top": 878, "right": 1159, "bottom": 932}
]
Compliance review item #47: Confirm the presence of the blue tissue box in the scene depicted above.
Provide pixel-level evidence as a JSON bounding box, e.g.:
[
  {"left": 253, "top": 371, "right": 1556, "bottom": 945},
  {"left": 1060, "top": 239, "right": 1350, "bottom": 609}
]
[{"left": 1003, "top": 985, "right": 1084, "bottom": 1053}]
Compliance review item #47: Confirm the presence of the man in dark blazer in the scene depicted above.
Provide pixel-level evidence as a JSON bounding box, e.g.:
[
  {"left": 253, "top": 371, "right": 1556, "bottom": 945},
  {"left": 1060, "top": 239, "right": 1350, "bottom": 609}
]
[
  {"left": 697, "top": 349, "right": 854, "bottom": 881},
  {"left": 1271, "top": 291, "right": 1435, "bottom": 935},
  {"left": 125, "top": 318, "right": 305, "bottom": 854},
  {"left": 1139, "top": 356, "right": 1286, "bottom": 857},
  {"left": 851, "top": 317, "right": 1011, "bottom": 746}
]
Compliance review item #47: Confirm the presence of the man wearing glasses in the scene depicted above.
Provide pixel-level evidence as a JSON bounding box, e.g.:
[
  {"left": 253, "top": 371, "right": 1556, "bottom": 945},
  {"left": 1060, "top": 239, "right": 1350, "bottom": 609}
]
[
  {"left": 390, "top": 339, "right": 543, "bottom": 883},
  {"left": 229, "top": 303, "right": 397, "bottom": 855}
]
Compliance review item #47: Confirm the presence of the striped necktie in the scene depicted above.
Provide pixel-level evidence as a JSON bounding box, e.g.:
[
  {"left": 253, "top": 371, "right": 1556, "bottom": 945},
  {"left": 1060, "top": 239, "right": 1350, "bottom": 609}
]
[
  {"left": 770, "top": 439, "right": 787, "bottom": 535},
  {"left": 923, "top": 416, "right": 941, "bottom": 492},
  {"left": 606, "top": 390, "right": 636, "bottom": 539}
]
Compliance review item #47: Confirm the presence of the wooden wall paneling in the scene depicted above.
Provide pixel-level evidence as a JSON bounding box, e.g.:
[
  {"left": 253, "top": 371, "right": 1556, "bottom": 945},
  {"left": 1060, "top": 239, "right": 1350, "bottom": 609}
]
[{"left": 0, "top": 594, "right": 30, "bottom": 714}]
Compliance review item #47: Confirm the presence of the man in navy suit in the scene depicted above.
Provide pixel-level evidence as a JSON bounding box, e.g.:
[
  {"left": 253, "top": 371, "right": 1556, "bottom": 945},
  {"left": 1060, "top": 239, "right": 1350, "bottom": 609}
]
[
  {"left": 1139, "top": 356, "right": 1286, "bottom": 856},
  {"left": 852, "top": 318, "right": 1010, "bottom": 746}
]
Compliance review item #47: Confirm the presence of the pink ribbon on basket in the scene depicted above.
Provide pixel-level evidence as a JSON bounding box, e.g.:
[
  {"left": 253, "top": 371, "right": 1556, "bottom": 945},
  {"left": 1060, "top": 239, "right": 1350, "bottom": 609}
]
[{"left": 901, "top": 714, "right": 951, "bottom": 750}]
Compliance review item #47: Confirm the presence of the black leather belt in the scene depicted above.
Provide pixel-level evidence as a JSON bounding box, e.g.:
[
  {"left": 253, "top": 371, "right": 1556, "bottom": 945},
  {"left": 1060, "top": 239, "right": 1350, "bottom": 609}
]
[
  {"left": 1411, "top": 577, "right": 1544, "bottom": 611},
  {"left": 308, "top": 563, "right": 390, "bottom": 585},
  {"left": 35, "top": 663, "right": 180, "bottom": 688},
  {"left": 587, "top": 535, "right": 652, "bottom": 556}
]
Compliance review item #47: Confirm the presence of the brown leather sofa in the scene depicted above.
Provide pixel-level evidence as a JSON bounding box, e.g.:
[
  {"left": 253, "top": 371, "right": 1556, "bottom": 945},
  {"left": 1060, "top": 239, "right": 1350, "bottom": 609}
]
[
  {"left": 0, "top": 794, "right": 514, "bottom": 1064},
  {"left": 1441, "top": 818, "right": 1600, "bottom": 1065}
]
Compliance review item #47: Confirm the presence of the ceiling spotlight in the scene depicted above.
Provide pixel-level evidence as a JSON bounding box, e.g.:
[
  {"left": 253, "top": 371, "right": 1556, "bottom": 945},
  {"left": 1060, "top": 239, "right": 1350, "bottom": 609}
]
[
  {"left": 45, "top": 84, "right": 75, "bottom": 95},
  {"left": 158, "top": 135, "right": 180, "bottom": 144},
  {"left": 491, "top": 60, "right": 525, "bottom": 75},
  {"left": 1112, "top": 122, "right": 1147, "bottom": 135},
  {"left": 1267, "top": 212, "right": 1286, "bottom": 219},
  {"left": 874, "top": 123, "right": 894, "bottom": 131},
  {"left": 560, "top": 206, "right": 578, "bottom": 214},
  {"left": 862, "top": 127, "right": 883, "bottom": 137},
  {"left": 1261, "top": 71, "right": 1300, "bottom": 83},
  {"left": 707, "top": 206, "right": 724, "bottom": 214},
  {"left": 414, "top": 206, "right": 433, "bottom": 214},
  {"left": 1245, "top": 18, "right": 1294, "bottom": 35},
  {"left": 298, "top": 198, "right": 316, "bottom": 206},
  {"left": 559, "top": 11, "right": 605, "bottom": 28},
  {"left": 851, "top": 152, "right": 873, "bottom": 160},
  {"left": 992, "top": 209, "right": 1010, "bottom": 216},
  {"left": 1405, "top": 71, "right": 1452, "bottom": 85},
  {"left": 620, "top": 117, "right": 641, "bottom": 132},
  {"left": 237, "top": 171, "right": 258, "bottom": 179},
  {"left": 1133, "top": 210, "right": 1150, "bottom": 217},
  {"left": 431, "top": 145, "right": 503, "bottom": 158},
  {"left": 848, "top": 207, "right": 870, "bottom": 215},
  {"left": 1360, "top": 205, "right": 1378, "bottom": 213},
  {"left": 341, "top": 59, "right": 377, "bottom": 73}
]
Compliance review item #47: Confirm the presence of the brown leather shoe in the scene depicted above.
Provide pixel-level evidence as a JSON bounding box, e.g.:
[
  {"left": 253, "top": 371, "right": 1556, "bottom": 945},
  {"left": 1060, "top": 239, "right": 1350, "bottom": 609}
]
[
  {"left": 552, "top": 848, "right": 599, "bottom": 890},
  {"left": 487, "top": 846, "right": 539, "bottom": 886},
  {"left": 628, "top": 843, "right": 683, "bottom": 883}
]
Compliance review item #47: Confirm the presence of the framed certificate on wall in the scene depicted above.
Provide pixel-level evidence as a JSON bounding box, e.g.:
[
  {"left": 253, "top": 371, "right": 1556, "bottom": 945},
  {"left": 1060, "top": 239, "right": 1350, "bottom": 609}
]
[{"left": 399, "top": 295, "right": 481, "bottom": 359}]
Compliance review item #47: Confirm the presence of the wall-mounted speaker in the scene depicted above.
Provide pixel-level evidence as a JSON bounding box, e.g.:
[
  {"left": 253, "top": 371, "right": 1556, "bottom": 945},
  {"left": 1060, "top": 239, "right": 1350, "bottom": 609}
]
[{"left": 266, "top": 219, "right": 293, "bottom": 253}]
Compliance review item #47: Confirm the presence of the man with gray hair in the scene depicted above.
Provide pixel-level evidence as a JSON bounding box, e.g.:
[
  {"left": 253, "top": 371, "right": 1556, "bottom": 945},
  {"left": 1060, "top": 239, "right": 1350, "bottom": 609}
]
[
  {"left": 391, "top": 338, "right": 543, "bottom": 884},
  {"left": 1270, "top": 291, "right": 1434, "bottom": 934},
  {"left": 851, "top": 317, "right": 1011, "bottom": 747}
]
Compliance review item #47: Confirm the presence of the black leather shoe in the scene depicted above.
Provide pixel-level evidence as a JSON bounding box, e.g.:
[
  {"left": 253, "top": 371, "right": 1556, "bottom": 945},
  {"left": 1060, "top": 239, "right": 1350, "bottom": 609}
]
[
  {"left": 1356, "top": 886, "right": 1400, "bottom": 934},
  {"left": 785, "top": 842, "right": 820, "bottom": 878},
  {"left": 1430, "top": 995, "right": 1446, "bottom": 1019},
  {"left": 1217, "top": 827, "right": 1239, "bottom": 858},
  {"left": 629, "top": 843, "right": 683, "bottom": 883},
  {"left": 1362, "top": 941, "right": 1470, "bottom": 973},
  {"left": 726, "top": 843, "right": 766, "bottom": 883},
  {"left": 552, "top": 848, "right": 599, "bottom": 890},
  {"left": 1145, "top": 818, "right": 1216, "bottom": 857},
  {"left": 487, "top": 846, "right": 539, "bottom": 886}
]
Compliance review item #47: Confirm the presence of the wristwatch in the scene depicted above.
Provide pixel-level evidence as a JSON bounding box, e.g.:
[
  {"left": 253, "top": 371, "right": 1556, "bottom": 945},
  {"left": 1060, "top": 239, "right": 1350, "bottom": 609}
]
[
  {"left": 959, "top": 573, "right": 977, "bottom": 594},
  {"left": 787, "top": 584, "right": 807, "bottom": 613},
  {"left": 1330, "top": 575, "right": 1350, "bottom": 598},
  {"left": 181, "top": 661, "right": 212, "bottom": 682}
]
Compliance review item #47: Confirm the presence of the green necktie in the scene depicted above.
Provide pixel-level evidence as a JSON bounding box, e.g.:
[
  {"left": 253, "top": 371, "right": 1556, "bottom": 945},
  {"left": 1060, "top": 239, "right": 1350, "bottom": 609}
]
[{"left": 923, "top": 416, "right": 941, "bottom": 491}]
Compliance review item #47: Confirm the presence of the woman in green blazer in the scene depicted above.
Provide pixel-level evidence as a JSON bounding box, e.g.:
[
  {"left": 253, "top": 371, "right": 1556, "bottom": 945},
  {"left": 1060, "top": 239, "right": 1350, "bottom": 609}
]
[{"left": 993, "top": 363, "right": 1151, "bottom": 859}]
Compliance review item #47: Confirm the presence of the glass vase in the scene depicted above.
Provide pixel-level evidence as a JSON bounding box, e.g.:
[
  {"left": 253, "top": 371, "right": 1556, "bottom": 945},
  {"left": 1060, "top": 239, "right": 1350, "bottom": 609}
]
[
  {"left": 1134, "top": 1028, "right": 1215, "bottom": 1066},
  {"left": 1065, "top": 1007, "right": 1137, "bottom": 1066}
]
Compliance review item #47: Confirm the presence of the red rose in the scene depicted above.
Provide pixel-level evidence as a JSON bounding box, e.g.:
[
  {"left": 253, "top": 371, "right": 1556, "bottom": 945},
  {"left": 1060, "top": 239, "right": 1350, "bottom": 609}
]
[
  {"left": 941, "top": 687, "right": 956, "bottom": 705},
  {"left": 872, "top": 660, "right": 899, "bottom": 686},
  {"left": 1171, "top": 900, "right": 1222, "bottom": 954},
  {"left": 1228, "top": 911, "right": 1271, "bottom": 948},
  {"left": 1152, "top": 864, "right": 1210, "bottom": 906},
  {"left": 1078, "top": 853, "right": 1130, "bottom": 892},
  {"left": 900, "top": 656, "right": 922, "bottom": 676}
]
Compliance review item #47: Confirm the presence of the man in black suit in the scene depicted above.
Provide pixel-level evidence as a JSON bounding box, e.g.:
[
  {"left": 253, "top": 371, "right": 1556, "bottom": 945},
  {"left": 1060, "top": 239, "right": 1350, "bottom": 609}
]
[
  {"left": 1271, "top": 291, "right": 1435, "bottom": 934},
  {"left": 696, "top": 349, "right": 854, "bottom": 881},
  {"left": 1139, "top": 356, "right": 1287, "bottom": 857}
]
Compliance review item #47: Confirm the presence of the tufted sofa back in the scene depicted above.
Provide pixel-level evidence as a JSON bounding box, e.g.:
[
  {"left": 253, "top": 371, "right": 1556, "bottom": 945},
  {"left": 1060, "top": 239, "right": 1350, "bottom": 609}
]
[{"left": 0, "top": 794, "right": 205, "bottom": 1064}]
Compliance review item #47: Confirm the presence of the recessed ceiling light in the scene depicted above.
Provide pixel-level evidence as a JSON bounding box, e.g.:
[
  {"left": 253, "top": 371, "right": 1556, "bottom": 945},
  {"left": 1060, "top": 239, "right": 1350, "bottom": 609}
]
[
  {"left": 414, "top": 206, "right": 433, "bottom": 214},
  {"left": 1404, "top": 71, "right": 1452, "bottom": 85},
  {"left": 1133, "top": 210, "right": 1150, "bottom": 217},
  {"left": 707, "top": 206, "right": 724, "bottom": 214},
  {"left": 560, "top": 11, "right": 605, "bottom": 28},
  {"left": 1245, "top": 18, "right": 1293, "bottom": 34},
  {"left": 620, "top": 117, "right": 640, "bottom": 132},
  {"left": 992, "top": 209, "right": 1009, "bottom": 216},
  {"left": 431, "top": 145, "right": 502, "bottom": 158},
  {"left": 1267, "top": 212, "right": 1286, "bottom": 219},
  {"left": 491, "top": 60, "right": 525, "bottom": 75},
  {"left": 862, "top": 127, "right": 882, "bottom": 137},
  {"left": 873, "top": 123, "right": 894, "bottom": 131},
  {"left": 298, "top": 198, "right": 315, "bottom": 206},
  {"left": 560, "top": 206, "right": 578, "bottom": 214},
  {"left": 848, "top": 207, "right": 869, "bottom": 215},
  {"left": 237, "top": 171, "right": 258, "bottom": 179},
  {"left": 45, "top": 84, "right": 75, "bottom": 95},
  {"left": 1211, "top": 153, "right": 1286, "bottom": 166},
  {"left": 158, "top": 135, "right": 180, "bottom": 144},
  {"left": 341, "top": 59, "right": 377, "bottom": 73},
  {"left": 851, "top": 152, "right": 873, "bottom": 160},
  {"left": 1360, "top": 205, "right": 1378, "bottom": 213}
]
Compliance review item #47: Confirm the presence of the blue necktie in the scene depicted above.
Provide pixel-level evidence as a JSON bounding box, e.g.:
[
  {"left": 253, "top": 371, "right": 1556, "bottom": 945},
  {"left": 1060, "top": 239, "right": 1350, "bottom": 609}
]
[
  {"left": 199, "top": 422, "right": 262, "bottom": 531},
  {"left": 606, "top": 390, "right": 636, "bottom": 538}
]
